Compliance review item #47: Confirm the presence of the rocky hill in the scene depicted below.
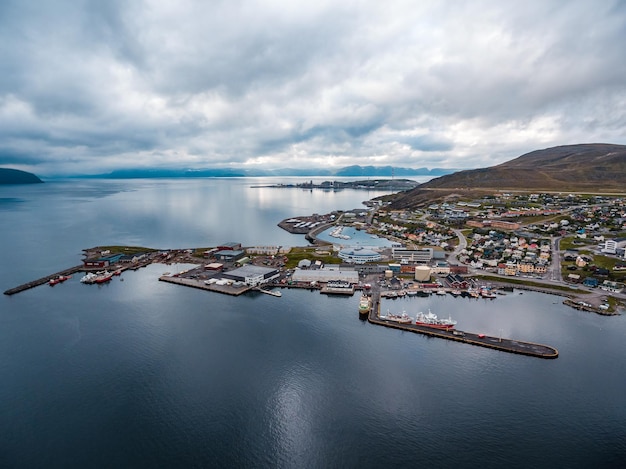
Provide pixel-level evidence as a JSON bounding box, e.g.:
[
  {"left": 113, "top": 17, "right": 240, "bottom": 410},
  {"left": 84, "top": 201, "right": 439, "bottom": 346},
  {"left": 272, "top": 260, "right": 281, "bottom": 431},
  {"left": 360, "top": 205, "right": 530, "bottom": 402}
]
[
  {"left": 0, "top": 168, "right": 43, "bottom": 184},
  {"left": 388, "top": 144, "right": 626, "bottom": 208}
]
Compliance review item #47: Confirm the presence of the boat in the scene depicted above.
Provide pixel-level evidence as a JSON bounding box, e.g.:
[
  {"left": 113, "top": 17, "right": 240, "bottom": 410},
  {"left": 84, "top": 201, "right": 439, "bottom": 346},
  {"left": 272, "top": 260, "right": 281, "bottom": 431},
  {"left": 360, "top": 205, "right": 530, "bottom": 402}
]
[
  {"left": 80, "top": 272, "right": 98, "bottom": 284},
  {"left": 414, "top": 310, "right": 457, "bottom": 330},
  {"left": 406, "top": 290, "right": 418, "bottom": 296},
  {"left": 380, "top": 310, "right": 413, "bottom": 324},
  {"left": 49, "top": 275, "right": 71, "bottom": 286},
  {"left": 94, "top": 271, "right": 113, "bottom": 284},
  {"left": 450, "top": 289, "right": 462, "bottom": 297},
  {"left": 480, "top": 287, "right": 497, "bottom": 299},
  {"left": 358, "top": 295, "right": 372, "bottom": 315},
  {"left": 436, "top": 289, "right": 447, "bottom": 295},
  {"left": 113, "top": 269, "right": 122, "bottom": 276}
]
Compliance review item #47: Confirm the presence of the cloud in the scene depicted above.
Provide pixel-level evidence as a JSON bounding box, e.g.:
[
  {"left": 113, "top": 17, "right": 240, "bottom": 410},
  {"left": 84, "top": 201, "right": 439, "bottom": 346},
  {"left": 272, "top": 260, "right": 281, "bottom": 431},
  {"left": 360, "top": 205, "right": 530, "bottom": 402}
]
[{"left": 1, "top": 0, "right": 625, "bottom": 175}]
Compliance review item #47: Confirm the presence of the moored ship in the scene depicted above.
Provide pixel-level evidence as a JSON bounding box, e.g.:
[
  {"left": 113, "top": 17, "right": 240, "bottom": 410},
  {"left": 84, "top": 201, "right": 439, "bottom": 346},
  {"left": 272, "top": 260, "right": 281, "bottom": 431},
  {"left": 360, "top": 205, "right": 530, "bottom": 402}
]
[
  {"left": 415, "top": 310, "right": 457, "bottom": 330},
  {"left": 49, "top": 275, "right": 71, "bottom": 286},
  {"left": 358, "top": 295, "right": 372, "bottom": 315},
  {"left": 380, "top": 310, "right": 413, "bottom": 324},
  {"left": 80, "top": 271, "right": 113, "bottom": 284},
  {"left": 94, "top": 271, "right": 114, "bottom": 284},
  {"left": 80, "top": 272, "right": 97, "bottom": 284}
]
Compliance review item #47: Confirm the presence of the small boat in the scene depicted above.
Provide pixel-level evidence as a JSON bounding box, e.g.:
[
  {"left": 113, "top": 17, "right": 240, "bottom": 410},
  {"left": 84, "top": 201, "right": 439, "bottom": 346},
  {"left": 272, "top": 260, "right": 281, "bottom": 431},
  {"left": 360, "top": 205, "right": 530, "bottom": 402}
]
[{"left": 49, "top": 275, "right": 71, "bottom": 286}]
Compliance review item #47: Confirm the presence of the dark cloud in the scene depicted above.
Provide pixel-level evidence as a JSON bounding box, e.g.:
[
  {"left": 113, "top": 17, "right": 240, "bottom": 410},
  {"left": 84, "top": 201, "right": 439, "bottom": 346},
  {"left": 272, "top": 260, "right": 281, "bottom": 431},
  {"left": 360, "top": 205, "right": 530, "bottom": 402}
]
[{"left": 0, "top": 0, "right": 625, "bottom": 175}]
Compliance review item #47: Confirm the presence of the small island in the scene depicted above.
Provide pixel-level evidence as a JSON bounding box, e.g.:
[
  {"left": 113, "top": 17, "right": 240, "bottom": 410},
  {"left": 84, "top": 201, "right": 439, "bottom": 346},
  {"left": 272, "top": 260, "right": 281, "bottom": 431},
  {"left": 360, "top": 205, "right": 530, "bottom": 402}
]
[{"left": 0, "top": 168, "right": 43, "bottom": 184}]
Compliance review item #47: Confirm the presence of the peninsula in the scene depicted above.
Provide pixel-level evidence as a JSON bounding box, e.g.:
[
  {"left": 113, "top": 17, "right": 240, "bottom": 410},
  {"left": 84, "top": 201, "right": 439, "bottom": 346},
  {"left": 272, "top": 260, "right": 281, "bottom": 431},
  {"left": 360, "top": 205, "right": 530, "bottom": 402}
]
[{"left": 0, "top": 168, "right": 43, "bottom": 184}]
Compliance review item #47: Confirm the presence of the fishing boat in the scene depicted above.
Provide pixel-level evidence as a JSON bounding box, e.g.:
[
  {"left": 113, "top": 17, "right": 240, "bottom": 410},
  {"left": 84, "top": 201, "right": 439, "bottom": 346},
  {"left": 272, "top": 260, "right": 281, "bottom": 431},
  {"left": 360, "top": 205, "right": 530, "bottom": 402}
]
[
  {"left": 94, "top": 271, "right": 113, "bottom": 284},
  {"left": 80, "top": 272, "right": 98, "bottom": 284},
  {"left": 414, "top": 310, "right": 457, "bottom": 330},
  {"left": 380, "top": 310, "right": 413, "bottom": 324},
  {"left": 49, "top": 275, "right": 71, "bottom": 286}
]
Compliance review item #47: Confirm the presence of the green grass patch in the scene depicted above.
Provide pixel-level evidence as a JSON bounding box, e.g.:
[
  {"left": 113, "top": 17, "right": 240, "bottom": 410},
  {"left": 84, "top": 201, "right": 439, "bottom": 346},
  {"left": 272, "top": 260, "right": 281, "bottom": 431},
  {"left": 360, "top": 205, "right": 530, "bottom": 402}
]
[
  {"left": 94, "top": 246, "right": 158, "bottom": 255},
  {"left": 284, "top": 247, "right": 342, "bottom": 269},
  {"left": 559, "top": 236, "right": 595, "bottom": 251}
]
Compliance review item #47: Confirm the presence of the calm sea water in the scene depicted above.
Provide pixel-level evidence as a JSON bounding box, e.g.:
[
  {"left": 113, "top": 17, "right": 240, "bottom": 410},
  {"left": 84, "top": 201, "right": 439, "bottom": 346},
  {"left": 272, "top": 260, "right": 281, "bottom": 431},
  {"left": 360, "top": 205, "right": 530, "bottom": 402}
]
[{"left": 1, "top": 178, "right": 625, "bottom": 468}]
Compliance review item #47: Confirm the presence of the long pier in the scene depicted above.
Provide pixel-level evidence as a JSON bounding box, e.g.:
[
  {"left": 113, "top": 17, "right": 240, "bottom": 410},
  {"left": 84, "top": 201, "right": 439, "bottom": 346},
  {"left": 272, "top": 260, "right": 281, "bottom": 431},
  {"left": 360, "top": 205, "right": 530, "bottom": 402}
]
[
  {"left": 3, "top": 265, "right": 84, "bottom": 296},
  {"left": 367, "top": 293, "right": 559, "bottom": 359}
]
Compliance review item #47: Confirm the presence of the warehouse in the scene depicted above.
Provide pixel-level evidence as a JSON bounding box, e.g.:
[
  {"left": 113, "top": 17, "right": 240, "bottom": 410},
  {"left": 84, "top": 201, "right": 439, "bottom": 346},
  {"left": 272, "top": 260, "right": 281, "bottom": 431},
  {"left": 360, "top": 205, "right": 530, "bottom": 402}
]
[
  {"left": 221, "top": 265, "right": 279, "bottom": 286},
  {"left": 291, "top": 267, "right": 359, "bottom": 284}
]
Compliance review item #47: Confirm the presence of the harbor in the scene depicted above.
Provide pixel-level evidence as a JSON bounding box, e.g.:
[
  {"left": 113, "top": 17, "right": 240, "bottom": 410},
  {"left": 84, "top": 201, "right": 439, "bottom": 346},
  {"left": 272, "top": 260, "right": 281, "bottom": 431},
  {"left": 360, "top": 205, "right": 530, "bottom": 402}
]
[{"left": 365, "top": 291, "right": 559, "bottom": 359}]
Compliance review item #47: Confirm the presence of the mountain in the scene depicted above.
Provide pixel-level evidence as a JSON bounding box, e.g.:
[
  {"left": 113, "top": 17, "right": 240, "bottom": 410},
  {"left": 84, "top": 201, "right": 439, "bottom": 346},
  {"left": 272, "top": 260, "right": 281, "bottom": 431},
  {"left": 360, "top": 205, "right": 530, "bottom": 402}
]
[
  {"left": 334, "top": 166, "right": 451, "bottom": 177},
  {"left": 0, "top": 168, "right": 43, "bottom": 184},
  {"left": 74, "top": 165, "right": 453, "bottom": 179},
  {"left": 388, "top": 143, "right": 626, "bottom": 208}
]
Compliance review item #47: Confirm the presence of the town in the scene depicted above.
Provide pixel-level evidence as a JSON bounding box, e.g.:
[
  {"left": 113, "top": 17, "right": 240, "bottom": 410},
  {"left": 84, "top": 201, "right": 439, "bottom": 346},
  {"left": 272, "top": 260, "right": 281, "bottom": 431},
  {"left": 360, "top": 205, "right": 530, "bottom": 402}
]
[{"left": 5, "top": 191, "right": 625, "bottom": 318}]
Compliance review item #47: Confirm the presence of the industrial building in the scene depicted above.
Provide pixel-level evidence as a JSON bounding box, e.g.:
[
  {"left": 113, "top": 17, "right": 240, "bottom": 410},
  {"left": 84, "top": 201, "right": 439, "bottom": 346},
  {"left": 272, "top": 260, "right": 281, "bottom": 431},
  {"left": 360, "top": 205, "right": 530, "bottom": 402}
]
[
  {"left": 338, "top": 247, "right": 382, "bottom": 264},
  {"left": 291, "top": 267, "right": 359, "bottom": 284},
  {"left": 221, "top": 265, "right": 279, "bottom": 286},
  {"left": 391, "top": 247, "right": 433, "bottom": 263}
]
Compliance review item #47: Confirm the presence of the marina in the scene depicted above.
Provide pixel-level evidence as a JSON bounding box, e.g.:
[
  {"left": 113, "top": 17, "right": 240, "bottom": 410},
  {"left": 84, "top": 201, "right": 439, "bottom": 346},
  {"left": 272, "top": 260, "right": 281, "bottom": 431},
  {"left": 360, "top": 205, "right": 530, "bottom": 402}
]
[{"left": 367, "top": 293, "right": 559, "bottom": 359}]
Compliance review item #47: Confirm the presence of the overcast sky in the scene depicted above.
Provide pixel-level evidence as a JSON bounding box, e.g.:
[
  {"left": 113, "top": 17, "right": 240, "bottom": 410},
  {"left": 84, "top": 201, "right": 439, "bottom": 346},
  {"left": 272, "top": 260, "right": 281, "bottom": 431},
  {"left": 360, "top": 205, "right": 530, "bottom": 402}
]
[{"left": 1, "top": 0, "right": 625, "bottom": 176}]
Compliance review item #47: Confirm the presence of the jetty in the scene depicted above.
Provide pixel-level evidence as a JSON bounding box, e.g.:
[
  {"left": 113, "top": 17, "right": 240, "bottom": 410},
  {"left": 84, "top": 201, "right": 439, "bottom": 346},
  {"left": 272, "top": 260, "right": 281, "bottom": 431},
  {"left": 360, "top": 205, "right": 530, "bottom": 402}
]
[
  {"left": 4, "top": 265, "right": 83, "bottom": 295},
  {"left": 367, "top": 293, "right": 559, "bottom": 359},
  {"left": 158, "top": 275, "right": 252, "bottom": 296}
]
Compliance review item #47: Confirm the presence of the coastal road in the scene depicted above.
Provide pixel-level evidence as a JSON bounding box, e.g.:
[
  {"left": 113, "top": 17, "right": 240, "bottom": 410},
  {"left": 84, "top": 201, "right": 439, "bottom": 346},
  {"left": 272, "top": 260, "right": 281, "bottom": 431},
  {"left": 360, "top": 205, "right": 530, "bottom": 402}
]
[
  {"left": 450, "top": 228, "right": 467, "bottom": 264},
  {"left": 550, "top": 236, "right": 563, "bottom": 282}
]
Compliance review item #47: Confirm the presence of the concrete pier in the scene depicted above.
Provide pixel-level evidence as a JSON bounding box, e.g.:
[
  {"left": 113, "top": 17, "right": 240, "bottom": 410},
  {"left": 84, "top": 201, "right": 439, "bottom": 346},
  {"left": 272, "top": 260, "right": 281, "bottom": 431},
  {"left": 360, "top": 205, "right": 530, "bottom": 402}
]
[
  {"left": 158, "top": 275, "right": 253, "bottom": 296},
  {"left": 368, "top": 293, "right": 559, "bottom": 359},
  {"left": 4, "top": 265, "right": 83, "bottom": 295}
]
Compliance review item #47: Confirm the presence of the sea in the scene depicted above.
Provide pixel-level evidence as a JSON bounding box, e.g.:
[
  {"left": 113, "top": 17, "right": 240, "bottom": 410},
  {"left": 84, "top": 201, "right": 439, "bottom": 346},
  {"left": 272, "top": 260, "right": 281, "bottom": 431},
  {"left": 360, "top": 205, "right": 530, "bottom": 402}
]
[{"left": 1, "top": 178, "right": 625, "bottom": 468}]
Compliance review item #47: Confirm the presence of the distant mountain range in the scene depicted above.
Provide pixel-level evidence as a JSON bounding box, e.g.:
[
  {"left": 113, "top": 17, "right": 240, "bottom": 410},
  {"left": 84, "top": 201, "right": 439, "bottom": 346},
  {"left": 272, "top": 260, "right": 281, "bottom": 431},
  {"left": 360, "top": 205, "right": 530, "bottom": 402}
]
[
  {"left": 0, "top": 168, "right": 43, "bottom": 184},
  {"left": 79, "top": 165, "right": 453, "bottom": 179},
  {"left": 388, "top": 143, "right": 626, "bottom": 208}
]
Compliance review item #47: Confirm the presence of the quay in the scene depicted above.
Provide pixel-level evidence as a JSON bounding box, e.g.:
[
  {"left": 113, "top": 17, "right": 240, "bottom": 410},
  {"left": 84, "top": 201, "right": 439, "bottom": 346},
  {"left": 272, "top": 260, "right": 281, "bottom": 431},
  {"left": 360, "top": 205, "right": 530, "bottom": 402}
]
[
  {"left": 367, "top": 294, "right": 559, "bottom": 359},
  {"left": 158, "top": 275, "right": 253, "bottom": 296},
  {"left": 4, "top": 265, "right": 83, "bottom": 295}
]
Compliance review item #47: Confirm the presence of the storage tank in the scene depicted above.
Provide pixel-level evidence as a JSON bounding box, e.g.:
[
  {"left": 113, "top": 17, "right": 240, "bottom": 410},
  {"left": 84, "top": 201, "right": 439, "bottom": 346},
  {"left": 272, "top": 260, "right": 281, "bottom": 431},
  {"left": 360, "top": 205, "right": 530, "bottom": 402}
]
[
  {"left": 414, "top": 265, "right": 431, "bottom": 282},
  {"left": 384, "top": 269, "right": 393, "bottom": 279}
]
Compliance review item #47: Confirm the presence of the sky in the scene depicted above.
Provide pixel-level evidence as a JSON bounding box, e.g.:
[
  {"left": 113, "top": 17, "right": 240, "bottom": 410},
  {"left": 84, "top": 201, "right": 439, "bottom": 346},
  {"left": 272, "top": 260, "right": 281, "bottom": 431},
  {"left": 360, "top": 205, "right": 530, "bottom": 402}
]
[{"left": 1, "top": 0, "right": 626, "bottom": 176}]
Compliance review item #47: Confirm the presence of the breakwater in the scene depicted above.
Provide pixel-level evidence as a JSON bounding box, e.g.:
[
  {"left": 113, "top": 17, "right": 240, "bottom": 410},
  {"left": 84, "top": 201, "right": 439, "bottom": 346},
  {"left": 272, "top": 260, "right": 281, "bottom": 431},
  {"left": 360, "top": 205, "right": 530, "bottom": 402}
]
[
  {"left": 3, "top": 265, "right": 83, "bottom": 295},
  {"left": 367, "top": 295, "right": 559, "bottom": 359}
]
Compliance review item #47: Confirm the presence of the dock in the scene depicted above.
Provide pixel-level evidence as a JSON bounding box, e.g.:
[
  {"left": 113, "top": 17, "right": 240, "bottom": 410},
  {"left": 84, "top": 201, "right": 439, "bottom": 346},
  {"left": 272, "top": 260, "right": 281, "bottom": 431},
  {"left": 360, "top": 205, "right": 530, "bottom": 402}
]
[
  {"left": 4, "top": 265, "right": 84, "bottom": 295},
  {"left": 158, "top": 275, "right": 252, "bottom": 296},
  {"left": 367, "top": 294, "right": 559, "bottom": 359}
]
